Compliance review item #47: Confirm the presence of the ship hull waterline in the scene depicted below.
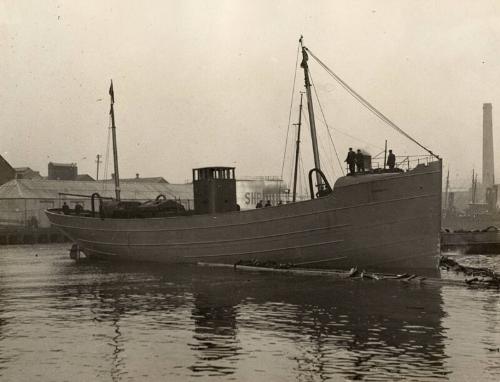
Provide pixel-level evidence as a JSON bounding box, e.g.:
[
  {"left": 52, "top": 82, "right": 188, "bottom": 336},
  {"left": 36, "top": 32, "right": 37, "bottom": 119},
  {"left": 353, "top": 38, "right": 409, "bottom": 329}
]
[{"left": 45, "top": 161, "right": 442, "bottom": 276}]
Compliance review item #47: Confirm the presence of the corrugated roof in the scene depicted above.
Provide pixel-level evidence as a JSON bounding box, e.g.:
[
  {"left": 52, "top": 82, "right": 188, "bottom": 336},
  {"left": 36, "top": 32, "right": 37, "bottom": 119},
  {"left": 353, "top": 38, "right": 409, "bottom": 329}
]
[
  {"left": 0, "top": 179, "right": 193, "bottom": 200},
  {"left": 120, "top": 177, "right": 169, "bottom": 184},
  {"left": 49, "top": 162, "right": 76, "bottom": 167},
  {"left": 0, "top": 155, "right": 14, "bottom": 171},
  {"left": 76, "top": 174, "right": 95, "bottom": 181}
]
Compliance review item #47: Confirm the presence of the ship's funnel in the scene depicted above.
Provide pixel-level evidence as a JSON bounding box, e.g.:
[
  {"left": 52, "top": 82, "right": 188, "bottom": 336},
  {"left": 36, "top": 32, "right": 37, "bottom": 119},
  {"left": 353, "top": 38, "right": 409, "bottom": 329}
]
[{"left": 483, "top": 103, "right": 494, "bottom": 189}]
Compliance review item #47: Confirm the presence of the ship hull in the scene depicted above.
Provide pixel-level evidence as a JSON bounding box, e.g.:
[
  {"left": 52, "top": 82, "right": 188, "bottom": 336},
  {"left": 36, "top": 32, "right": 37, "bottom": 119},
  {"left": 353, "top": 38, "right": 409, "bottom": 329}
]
[{"left": 45, "top": 161, "right": 442, "bottom": 275}]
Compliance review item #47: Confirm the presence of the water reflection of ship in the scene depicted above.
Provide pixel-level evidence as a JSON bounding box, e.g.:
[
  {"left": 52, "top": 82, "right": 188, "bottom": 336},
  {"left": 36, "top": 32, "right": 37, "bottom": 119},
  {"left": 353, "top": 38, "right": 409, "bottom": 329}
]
[
  {"left": 189, "top": 293, "right": 240, "bottom": 376},
  {"left": 64, "top": 262, "right": 448, "bottom": 380},
  {"left": 0, "top": 282, "right": 5, "bottom": 369},
  {"left": 185, "top": 266, "right": 448, "bottom": 380},
  {"left": 65, "top": 263, "right": 195, "bottom": 380},
  {"left": 85, "top": 279, "right": 128, "bottom": 381}
]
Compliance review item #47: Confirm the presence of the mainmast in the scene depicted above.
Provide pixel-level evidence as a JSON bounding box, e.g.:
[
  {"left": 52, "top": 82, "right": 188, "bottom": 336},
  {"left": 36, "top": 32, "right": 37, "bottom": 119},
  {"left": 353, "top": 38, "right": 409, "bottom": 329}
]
[
  {"left": 292, "top": 92, "right": 304, "bottom": 202},
  {"left": 109, "top": 80, "right": 121, "bottom": 201},
  {"left": 299, "top": 36, "right": 323, "bottom": 189}
]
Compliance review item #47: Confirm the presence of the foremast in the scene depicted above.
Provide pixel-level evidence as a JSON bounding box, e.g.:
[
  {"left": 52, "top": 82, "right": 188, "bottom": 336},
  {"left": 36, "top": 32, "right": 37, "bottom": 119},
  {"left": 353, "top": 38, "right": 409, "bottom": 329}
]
[
  {"left": 292, "top": 92, "right": 304, "bottom": 202},
  {"left": 109, "top": 80, "right": 121, "bottom": 201},
  {"left": 299, "top": 36, "right": 323, "bottom": 189}
]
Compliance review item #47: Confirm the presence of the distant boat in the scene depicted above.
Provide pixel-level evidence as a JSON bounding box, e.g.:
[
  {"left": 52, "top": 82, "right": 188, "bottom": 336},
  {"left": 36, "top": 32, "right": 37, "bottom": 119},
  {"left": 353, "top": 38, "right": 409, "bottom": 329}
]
[
  {"left": 442, "top": 212, "right": 500, "bottom": 232},
  {"left": 441, "top": 226, "right": 500, "bottom": 254},
  {"left": 46, "top": 38, "right": 442, "bottom": 274},
  {"left": 441, "top": 103, "right": 500, "bottom": 232},
  {"left": 441, "top": 168, "right": 500, "bottom": 254}
]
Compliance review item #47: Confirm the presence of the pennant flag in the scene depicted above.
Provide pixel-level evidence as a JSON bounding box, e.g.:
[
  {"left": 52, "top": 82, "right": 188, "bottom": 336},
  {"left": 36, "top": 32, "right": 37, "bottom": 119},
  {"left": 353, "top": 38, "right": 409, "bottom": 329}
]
[{"left": 109, "top": 80, "right": 114, "bottom": 104}]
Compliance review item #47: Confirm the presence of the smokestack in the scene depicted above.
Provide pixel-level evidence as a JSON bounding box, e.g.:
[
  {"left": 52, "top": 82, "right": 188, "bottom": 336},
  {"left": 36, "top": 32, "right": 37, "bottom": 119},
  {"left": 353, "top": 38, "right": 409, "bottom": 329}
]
[{"left": 483, "top": 103, "right": 495, "bottom": 189}]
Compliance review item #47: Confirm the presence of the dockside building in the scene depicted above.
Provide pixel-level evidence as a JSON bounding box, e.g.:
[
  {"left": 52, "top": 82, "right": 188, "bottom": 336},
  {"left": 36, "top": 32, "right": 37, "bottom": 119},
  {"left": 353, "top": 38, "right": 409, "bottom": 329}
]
[{"left": 0, "top": 177, "right": 292, "bottom": 228}]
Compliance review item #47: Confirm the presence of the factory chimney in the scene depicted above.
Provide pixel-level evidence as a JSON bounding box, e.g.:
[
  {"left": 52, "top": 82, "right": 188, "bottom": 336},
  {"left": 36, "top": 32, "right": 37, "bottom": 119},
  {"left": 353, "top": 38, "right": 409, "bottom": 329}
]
[{"left": 483, "top": 103, "right": 495, "bottom": 189}]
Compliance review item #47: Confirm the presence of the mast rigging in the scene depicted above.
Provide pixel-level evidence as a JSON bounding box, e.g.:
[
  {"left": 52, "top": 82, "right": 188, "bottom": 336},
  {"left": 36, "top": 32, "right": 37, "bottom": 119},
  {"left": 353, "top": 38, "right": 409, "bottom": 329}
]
[
  {"left": 299, "top": 36, "right": 324, "bottom": 190},
  {"left": 304, "top": 47, "right": 438, "bottom": 159}
]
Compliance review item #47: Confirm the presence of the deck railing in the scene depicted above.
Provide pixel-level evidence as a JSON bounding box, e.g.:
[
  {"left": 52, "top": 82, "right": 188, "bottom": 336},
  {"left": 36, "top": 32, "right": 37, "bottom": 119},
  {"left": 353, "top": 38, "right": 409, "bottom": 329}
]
[{"left": 345, "top": 154, "right": 435, "bottom": 174}]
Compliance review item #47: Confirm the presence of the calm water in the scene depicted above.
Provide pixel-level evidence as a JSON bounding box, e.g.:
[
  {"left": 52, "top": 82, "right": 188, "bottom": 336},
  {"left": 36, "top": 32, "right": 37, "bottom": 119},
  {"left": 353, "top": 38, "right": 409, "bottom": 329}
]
[{"left": 0, "top": 245, "right": 499, "bottom": 381}]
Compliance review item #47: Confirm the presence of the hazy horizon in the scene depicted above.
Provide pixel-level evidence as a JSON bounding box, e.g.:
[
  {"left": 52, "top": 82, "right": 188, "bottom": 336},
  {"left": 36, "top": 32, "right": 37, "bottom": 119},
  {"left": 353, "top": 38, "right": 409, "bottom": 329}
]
[{"left": 2, "top": 0, "right": 500, "bottom": 190}]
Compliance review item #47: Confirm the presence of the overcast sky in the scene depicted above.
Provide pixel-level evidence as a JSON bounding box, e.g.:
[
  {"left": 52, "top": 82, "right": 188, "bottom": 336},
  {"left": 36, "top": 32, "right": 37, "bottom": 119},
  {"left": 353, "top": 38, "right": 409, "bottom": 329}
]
[{"left": 1, "top": 0, "right": 500, "bottom": 188}]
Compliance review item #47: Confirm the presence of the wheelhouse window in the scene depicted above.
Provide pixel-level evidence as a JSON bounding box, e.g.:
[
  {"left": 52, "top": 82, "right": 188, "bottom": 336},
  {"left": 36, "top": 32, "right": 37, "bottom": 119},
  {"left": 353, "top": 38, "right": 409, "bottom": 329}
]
[{"left": 193, "top": 167, "right": 235, "bottom": 181}]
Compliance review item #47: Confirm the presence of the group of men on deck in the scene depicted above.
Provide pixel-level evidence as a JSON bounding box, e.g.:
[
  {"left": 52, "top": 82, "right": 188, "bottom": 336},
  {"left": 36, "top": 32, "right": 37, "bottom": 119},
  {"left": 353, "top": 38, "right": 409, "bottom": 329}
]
[{"left": 344, "top": 147, "right": 396, "bottom": 175}]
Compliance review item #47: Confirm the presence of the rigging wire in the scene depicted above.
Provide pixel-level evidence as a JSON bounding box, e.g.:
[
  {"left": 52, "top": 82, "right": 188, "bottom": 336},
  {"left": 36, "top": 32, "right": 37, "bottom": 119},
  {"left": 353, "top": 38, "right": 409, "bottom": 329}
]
[
  {"left": 101, "top": 114, "right": 179, "bottom": 201},
  {"left": 302, "top": 109, "right": 336, "bottom": 184},
  {"left": 308, "top": 69, "right": 345, "bottom": 176},
  {"left": 302, "top": 108, "right": 335, "bottom": 181},
  {"left": 299, "top": 152, "right": 308, "bottom": 200},
  {"left": 287, "top": 124, "right": 298, "bottom": 196},
  {"left": 318, "top": 139, "right": 334, "bottom": 182},
  {"left": 320, "top": 122, "right": 384, "bottom": 152},
  {"left": 278, "top": 42, "right": 301, "bottom": 196},
  {"left": 371, "top": 149, "right": 386, "bottom": 159},
  {"left": 305, "top": 48, "right": 439, "bottom": 159}
]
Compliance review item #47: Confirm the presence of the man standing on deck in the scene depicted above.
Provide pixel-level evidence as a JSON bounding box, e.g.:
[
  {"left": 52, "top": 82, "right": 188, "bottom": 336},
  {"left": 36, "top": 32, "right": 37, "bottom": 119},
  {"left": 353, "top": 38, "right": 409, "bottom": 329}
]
[
  {"left": 62, "top": 202, "right": 70, "bottom": 214},
  {"left": 356, "top": 149, "right": 365, "bottom": 173},
  {"left": 345, "top": 148, "right": 356, "bottom": 175},
  {"left": 387, "top": 149, "right": 396, "bottom": 170}
]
